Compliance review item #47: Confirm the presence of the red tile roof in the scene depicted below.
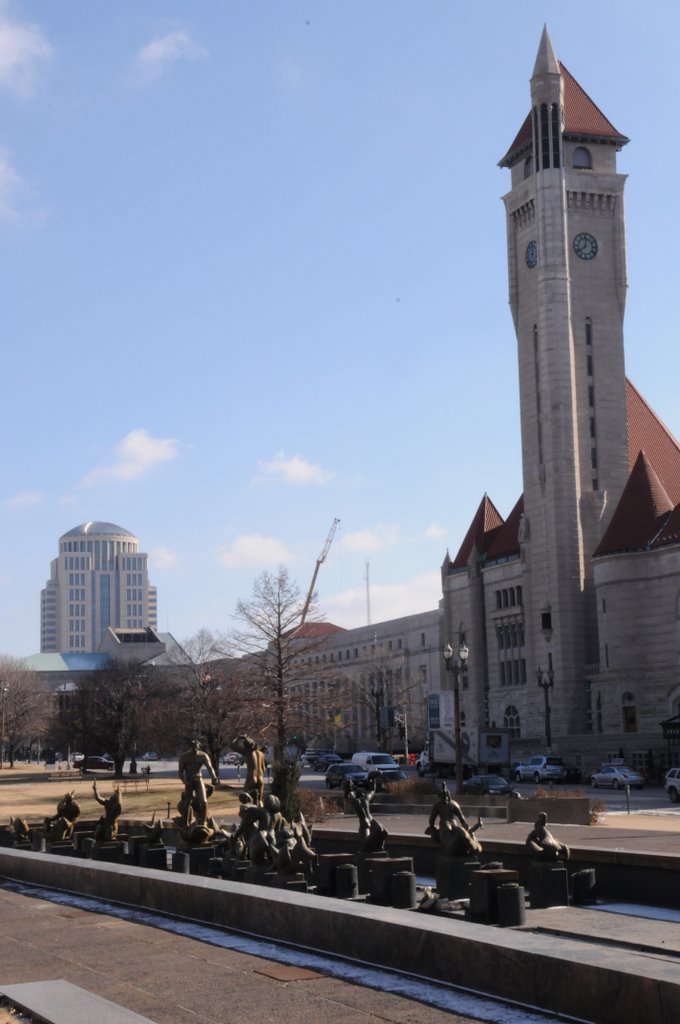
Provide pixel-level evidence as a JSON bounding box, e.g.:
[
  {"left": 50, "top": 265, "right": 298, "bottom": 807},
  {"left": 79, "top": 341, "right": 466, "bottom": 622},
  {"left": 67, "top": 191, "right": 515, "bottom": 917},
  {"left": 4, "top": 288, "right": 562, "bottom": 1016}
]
[
  {"left": 500, "top": 63, "right": 628, "bottom": 167},
  {"left": 485, "top": 495, "right": 524, "bottom": 562},
  {"left": 626, "top": 379, "right": 680, "bottom": 505},
  {"left": 595, "top": 382, "right": 680, "bottom": 556},
  {"left": 594, "top": 451, "right": 673, "bottom": 556},
  {"left": 451, "top": 495, "right": 504, "bottom": 569},
  {"left": 288, "top": 621, "right": 346, "bottom": 640}
]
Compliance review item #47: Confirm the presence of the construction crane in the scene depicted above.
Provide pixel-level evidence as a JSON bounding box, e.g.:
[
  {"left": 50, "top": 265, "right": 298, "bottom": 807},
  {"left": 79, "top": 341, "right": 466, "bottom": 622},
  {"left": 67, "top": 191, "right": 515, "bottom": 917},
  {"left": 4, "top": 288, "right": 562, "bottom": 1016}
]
[{"left": 300, "top": 518, "right": 340, "bottom": 626}]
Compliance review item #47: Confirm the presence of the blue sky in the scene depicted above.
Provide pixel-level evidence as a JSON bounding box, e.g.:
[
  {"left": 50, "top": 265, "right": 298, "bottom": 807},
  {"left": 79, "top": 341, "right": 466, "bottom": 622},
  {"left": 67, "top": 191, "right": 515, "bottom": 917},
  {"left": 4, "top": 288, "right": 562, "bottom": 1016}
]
[{"left": 1, "top": 1, "right": 678, "bottom": 656}]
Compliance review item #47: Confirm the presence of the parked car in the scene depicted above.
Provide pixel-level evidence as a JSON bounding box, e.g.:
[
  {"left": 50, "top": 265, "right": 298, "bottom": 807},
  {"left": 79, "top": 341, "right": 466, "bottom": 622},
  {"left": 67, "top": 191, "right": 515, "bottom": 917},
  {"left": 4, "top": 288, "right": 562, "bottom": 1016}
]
[
  {"left": 80, "top": 755, "right": 114, "bottom": 771},
  {"left": 462, "top": 774, "right": 520, "bottom": 797},
  {"left": 301, "top": 749, "right": 330, "bottom": 768},
  {"left": 221, "top": 752, "right": 241, "bottom": 765},
  {"left": 564, "top": 764, "right": 583, "bottom": 784},
  {"left": 665, "top": 767, "right": 680, "bottom": 802},
  {"left": 140, "top": 751, "right": 158, "bottom": 761},
  {"left": 589, "top": 764, "right": 644, "bottom": 789},
  {"left": 313, "top": 753, "right": 343, "bottom": 772},
  {"left": 325, "top": 762, "right": 369, "bottom": 790},
  {"left": 514, "top": 756, "right": 567, "bottom": 784}
]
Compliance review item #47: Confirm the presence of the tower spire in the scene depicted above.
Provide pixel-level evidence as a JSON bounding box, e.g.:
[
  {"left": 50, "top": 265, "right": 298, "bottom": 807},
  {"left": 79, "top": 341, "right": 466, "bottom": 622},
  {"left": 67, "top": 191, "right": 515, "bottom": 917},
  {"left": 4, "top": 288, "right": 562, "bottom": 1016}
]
[{"left": 532, "top": 25, "right": 559, "bottom": 78}]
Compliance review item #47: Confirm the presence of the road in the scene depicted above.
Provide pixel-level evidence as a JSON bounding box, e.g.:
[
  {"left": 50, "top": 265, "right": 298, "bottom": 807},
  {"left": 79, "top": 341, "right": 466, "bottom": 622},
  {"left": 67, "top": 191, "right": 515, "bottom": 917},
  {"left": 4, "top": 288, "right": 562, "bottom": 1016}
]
[{"left": 132, "top": 758, "right": 673, "bottom": 814}]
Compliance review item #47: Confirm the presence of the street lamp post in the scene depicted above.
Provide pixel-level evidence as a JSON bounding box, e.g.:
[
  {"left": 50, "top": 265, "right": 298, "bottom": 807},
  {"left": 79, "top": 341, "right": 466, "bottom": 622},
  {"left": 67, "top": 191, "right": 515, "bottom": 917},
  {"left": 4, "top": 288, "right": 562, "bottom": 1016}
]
[
  {"left": 536, "top": 666, "right": 555, "bottom": 750},
  {"left": 443, "top": 640, "right": 469, "bottom": 795},
  {"left": 0, "top": 684, "right": 7, "bottom": 770}
]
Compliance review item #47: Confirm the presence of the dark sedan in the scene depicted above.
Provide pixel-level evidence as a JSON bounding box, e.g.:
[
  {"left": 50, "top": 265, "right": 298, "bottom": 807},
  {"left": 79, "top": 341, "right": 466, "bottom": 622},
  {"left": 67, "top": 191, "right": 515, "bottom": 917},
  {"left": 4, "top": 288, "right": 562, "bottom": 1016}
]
[
  {"left": 313, "top": 753, "right": 343, "bottom": 772},
  {"left": 325, "top": 762, "right": 369, "bottom": 789},
  {"left": 461, "top": 774, "right": 518, "bottom": 796},
  {"left": 78, "top": 755, "right": 114, "bottom": 771}
]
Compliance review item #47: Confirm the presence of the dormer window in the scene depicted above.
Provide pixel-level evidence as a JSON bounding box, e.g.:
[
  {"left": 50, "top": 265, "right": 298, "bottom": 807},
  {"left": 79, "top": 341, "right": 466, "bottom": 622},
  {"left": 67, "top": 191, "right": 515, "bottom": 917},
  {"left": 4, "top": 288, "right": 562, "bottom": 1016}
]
[{"left": 573, "top": 146, "right": 592, "bottom": 169}]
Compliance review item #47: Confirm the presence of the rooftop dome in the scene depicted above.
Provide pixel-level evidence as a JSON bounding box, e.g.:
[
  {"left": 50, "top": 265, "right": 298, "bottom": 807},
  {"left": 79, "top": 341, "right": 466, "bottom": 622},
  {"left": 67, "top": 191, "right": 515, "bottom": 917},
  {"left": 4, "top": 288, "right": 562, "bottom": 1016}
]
[{"left": 61, "top": 521, "right": 135, "bottom": 539}]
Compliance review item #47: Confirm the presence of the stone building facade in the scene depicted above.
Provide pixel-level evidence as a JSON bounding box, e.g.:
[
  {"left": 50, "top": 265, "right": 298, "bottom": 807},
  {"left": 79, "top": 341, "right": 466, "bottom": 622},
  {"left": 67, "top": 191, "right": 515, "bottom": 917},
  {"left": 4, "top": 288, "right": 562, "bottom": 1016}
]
[{"left": 442, "top": 28, "right": 680, "bottom": 778}]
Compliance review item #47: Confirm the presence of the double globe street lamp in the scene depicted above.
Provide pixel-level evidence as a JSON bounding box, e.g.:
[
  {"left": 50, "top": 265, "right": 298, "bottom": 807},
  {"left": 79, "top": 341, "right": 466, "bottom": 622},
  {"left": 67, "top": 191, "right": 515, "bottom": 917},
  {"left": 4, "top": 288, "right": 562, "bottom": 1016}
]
[
  {"left": 443, "top": 640, "right": 469, "bottom": 795},
  {"left": 536, "top": 666, "right": 555, "bottom": 750}
]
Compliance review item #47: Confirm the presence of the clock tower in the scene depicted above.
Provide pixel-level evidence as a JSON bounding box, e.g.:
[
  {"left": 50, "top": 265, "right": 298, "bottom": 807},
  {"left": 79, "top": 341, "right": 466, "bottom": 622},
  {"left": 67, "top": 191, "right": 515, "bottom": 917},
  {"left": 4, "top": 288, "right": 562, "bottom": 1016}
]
[{"left": 499, "top": 27, "right": 630, "bottom": 732}]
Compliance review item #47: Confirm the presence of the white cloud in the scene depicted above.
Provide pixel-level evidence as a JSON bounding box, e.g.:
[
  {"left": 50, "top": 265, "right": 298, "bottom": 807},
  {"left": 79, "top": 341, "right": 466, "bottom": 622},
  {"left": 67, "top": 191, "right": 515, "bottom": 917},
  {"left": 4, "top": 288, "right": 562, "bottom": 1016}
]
[
  {"left": 80, "top": 429, "right": 180, "bottom": 487},
  {"left": 219, "top": 534, "right": 294, "bottom": 570},
  {"left": 324, "top": 570, "right": 441, "bottom": 626},
  {"left": 425, "top": 522, "right": 447, "bottom": 540},
  {"left": 133, "top": 30, "right": 207, "bottom": 83},
  {"left": 343, "top": 524, "right": 398, "bottom": 553},
  {"left": 258, "top": 450, "right": 333, "bottom": 486},
  {"left": 150, "top": 546, "right": 179, "bottom": 570},
  {"left": 2, "top": 490, "right": 42, "bottom": 508},
  {"left": 0, "top": 3, "right": 51, "bottom": 96}
]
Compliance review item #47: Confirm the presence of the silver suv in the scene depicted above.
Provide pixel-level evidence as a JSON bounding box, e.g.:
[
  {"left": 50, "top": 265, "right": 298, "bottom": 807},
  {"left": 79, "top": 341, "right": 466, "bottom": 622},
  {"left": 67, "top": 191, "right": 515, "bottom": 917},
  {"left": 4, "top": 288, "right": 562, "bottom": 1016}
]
[
  {"left": 514, "top": 755, "right": 567, "bottom": 784},
  {"left": 665, "top": 767, "right": 680, "bottom": 803}
]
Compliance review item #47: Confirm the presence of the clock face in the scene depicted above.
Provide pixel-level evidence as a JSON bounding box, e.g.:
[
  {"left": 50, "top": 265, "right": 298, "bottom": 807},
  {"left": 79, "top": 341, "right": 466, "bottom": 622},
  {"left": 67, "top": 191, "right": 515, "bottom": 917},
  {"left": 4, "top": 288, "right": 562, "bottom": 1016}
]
[
  {"left": 573, "top": 232, "right": 598, "bottom": 260},
  {"left": 525, "top": 240, "right": 538, "bottom": 268}
]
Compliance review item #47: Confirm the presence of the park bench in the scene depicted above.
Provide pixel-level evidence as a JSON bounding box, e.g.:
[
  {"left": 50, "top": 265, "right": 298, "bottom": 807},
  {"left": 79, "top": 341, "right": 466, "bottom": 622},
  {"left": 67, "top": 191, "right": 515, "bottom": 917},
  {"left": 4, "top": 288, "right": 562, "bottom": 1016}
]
[
  {"left": 45, "top": 769, "right": 82, "bottom": 782},
  {"left": 120, "top": 777, "right": 150, "bottom": 794}
]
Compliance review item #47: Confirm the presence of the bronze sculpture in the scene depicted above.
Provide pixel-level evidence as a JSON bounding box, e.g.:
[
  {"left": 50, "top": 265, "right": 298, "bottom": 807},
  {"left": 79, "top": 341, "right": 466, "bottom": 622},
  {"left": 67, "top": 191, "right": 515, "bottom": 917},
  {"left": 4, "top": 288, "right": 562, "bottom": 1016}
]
[
  {"left": 42, "top": 791, "right": 81, "bottom": 842},
  {"left": 92, "top": 781, "right": 122, "bottom": 843},
  {"left": 344, "top": 778, "right": 388, "bottom": 853},
  {"left": 177, "top": 739, "right": 220, "bottom": 827},
  {"left": 525, "top": 811, "right": 570, "bottom": 862},
  {"left": 230, "top": 735, "right": 266, "bottom": 803},
  {"left": 425, "top": 782, "right": 483, "bottom": 856}
]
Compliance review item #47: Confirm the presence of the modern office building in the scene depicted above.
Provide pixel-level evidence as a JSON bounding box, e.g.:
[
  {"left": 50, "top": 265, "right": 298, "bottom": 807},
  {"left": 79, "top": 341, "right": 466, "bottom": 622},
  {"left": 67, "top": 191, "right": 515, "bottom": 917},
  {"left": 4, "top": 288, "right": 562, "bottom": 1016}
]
[
  {"left": 441, "top": 28, "right": 680, "bottom": 775},
  {"left": 40, "top": 521, "right": 158, "bottom": 654}
]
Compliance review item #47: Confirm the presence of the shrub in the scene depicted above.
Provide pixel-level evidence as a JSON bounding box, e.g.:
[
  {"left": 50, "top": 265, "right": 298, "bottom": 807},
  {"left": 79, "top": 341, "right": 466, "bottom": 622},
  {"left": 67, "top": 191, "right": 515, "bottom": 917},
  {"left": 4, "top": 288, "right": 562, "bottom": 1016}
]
[
  {"left": 384, "top": 776, "right": 437, "bottom": 797},
  {"left": 296, "top": 788, "right": 335, "bottom": 824},
  {"left": 271, "top": 759, "right": 301, "bottom": 821},
  {"left": 530, "top": 787, "right": 590, "bottom": 800}
]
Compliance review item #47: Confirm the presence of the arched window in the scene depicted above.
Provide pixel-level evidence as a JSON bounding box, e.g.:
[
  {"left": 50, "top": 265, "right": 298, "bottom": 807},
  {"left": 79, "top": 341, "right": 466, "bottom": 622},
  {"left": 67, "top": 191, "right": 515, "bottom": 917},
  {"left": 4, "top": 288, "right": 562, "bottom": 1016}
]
[
  {"left": 504, "top": 705, "right": 521, "bottom": 738},
  {"left": 524, "top": 155, "right": 534, "bottom": 179},
  {"left": 622, "top": 692, "right": 637, "bottom": 733},
  {"left": 573, "top": 146, "right": 592, "bottom": 169}
]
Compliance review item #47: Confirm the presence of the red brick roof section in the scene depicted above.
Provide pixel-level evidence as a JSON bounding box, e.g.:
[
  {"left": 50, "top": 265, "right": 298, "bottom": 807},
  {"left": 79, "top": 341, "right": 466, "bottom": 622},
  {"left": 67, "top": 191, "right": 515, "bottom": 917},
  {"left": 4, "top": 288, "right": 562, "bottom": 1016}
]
[
  {"left": 486, "top": 495, "right": 524, "bottom": 562},
  {"left": 452, "top": 494, "right": 504, "bottom": 569},
  {"left": 288, "top": 621, "right": 346, "bottom": 639},
  {"left": 499, "top": 63, "right": 628, "bottom": 167},
  {"left": 626, "top": 379, "right": 680, "bottom": 505},
  {"left": 594, "top": 451, "right": 674, "bottom": 556}
]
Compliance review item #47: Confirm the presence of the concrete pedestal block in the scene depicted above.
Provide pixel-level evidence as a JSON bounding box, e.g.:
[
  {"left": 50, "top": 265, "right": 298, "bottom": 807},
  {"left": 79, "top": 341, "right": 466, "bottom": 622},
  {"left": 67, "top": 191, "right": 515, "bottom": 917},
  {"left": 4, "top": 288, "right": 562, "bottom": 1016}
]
[
  {"left": 368, "top": 857, "right": 414, "bottom": 906},
  {"left": 317, "top": 853, "right": 355, "bottom": 895},
  {"left": 172, "top": 851, "right": 190, "bottom": 873},
  {"left": 528, "top": 863, "right": 570, "bottom": 908},
  {"left": 435, "top": 857, "right": 481, "bottom": 899},
  {"left": 31, "top": 833, "right": 46, "bottom": 853},
  {"left": 571, "top": 868, "right": 597, "bottom": 905},
  {"left": 335, "top": 863, "right": 358, "bottom": 900},
  {"left": 392, "top": 871, "right": 417, "bottom": 909},
  {"left": 497, "top": 883, "right": 526, "bottom": 927},
  {"left": 80, "top": 838, "right": 95, "bottom": 859},
  {"left": 188, "top": 846, "right": 216, "bottom": 875},
  {"left": 93, "top": 842, "right": 123, "bottom": 863},
  {"left": 356, "top": 850, "right": 388, "bottom": 894},
  {"left": 470, "top": 868, "right": 519, "bottom": 924},
  {"left": 139, "top": 844, "right": 167, "bottom": 870}
]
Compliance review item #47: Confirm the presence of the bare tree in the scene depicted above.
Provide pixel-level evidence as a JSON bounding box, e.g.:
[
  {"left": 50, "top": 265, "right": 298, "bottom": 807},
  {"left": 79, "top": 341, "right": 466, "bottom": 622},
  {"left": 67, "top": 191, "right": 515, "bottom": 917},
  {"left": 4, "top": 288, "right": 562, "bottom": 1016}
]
[
  {"left": 226, "top": 568, "right": 335, "bottom": 764},
  {"left": 0, "top": 657, "right": 50, "bottom": 767},
  {"left": 171, "top": 629, "right": 243, "bottom": 777},
  {"left": 55, "top": 660, "right": 171, "bottom": 778},
  {"left": 344, "top": 643, "right": 417, "bottom": 752}
]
